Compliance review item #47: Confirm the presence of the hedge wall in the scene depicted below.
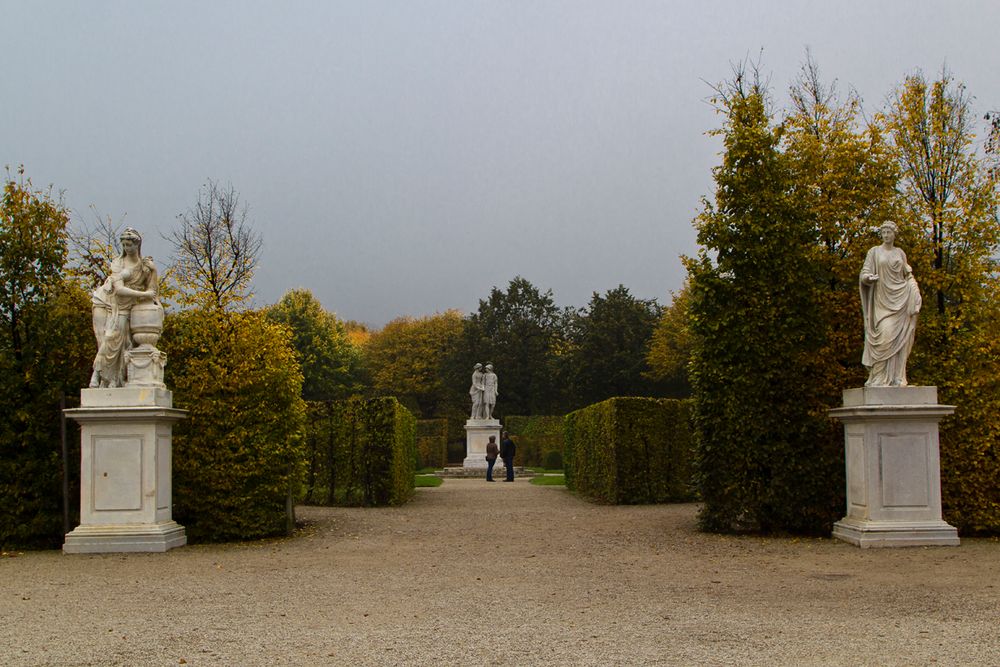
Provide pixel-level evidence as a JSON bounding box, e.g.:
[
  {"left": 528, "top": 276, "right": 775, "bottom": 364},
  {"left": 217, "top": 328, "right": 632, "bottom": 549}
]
[
  {"left": 304, "top": 397, "right": 416, "bottom": 507},
  {"left": 504, "top": 415, "right": 564, "bottom": 468},
  {"left": 164, "top": 309, "right": 307, "bottom": 543},
  {"left": 416, "top": 418, "right": 448, "bottom": 469},
  {"left": 564, "top": 397, "right": 694, "bottom": 504}
]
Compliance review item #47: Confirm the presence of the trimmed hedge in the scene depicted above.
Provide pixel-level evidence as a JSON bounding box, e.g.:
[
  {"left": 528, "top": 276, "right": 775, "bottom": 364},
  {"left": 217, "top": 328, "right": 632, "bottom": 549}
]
[
  {"left": 564, "top": 397, "right": 694, "bottom": 504},
  {"left": 504, "top": 415, "right": 564, "bottom": 468},
  {"left": 416, "top": 418, "right": 448, "bottom": 469},
  {"left": 304, "top": 397, "right": 416, "bottom": 507},
  {"left": 164, "top": 309, "right": 307, "bottom": 543}
]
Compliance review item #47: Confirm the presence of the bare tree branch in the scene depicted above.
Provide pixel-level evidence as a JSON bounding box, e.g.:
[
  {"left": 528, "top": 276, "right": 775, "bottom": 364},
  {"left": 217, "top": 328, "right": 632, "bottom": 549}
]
[{"left": 166, "top": 180, "right": 262, "bottom": 310}]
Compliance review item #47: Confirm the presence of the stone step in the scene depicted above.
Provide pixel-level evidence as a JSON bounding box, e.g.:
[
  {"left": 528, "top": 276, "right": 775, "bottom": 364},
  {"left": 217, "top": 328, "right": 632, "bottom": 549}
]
[{"left": 433, "top": 466, "right": 535, "bottom": 478}]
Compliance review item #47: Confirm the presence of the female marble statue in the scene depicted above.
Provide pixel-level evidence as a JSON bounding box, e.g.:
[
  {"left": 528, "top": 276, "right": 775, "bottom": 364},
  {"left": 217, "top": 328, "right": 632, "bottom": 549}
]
[
  {"left": 89, "top": 227, "right": 159, "bottom": 388},
  {"left": 859, "top": 221, "right": 921, "bottom": 387}
]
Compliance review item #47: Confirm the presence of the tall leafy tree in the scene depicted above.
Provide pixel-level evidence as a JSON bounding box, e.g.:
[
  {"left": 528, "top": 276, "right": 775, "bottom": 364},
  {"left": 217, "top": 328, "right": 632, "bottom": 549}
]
[
  {"left": 784, "top": 56, "right": 903, "bottom": 396},
  {"left": 457, "top": 277, "right": 566, "bottom": 416},
  {"left": 565, "top": 285, "right": 661, "bottom": 408},
  {"left": 266, "top": 289, "right": 363, "bottom": 401},
  {"left": 362, "top": 310, "right": 464, "bottom": 417},
  {"left": 687, "top": 68, "right": 834, "bottom": 533},
  {"left": 0, "top": 169, "right": 92, "bottom": 549},
  {"left": 883, "top": 70, "right": 1000, "bottom": 531}
]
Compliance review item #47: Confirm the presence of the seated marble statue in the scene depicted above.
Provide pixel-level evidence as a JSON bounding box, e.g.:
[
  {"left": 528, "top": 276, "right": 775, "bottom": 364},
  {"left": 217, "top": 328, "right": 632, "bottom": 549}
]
[
  {"left": 89, "top": 228, "right": 159, "bottom": 388},
  {"left": 859, "top": 221, "right": 921, "bottom": 387}
]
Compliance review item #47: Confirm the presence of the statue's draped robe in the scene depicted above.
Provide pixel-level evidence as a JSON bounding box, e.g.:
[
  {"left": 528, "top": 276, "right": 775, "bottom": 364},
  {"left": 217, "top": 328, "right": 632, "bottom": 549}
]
[
  {"left": 92, "top": 256, "right": 156, "bottom": 387},
  {"left": 860, "top": 245, "right": 921, "bottom": 387}
]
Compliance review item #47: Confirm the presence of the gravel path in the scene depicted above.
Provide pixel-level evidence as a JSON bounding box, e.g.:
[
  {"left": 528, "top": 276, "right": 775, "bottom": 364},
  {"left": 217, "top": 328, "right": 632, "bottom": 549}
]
[{"left": 2, "top": 478, "right": 998, "bottom": 666}]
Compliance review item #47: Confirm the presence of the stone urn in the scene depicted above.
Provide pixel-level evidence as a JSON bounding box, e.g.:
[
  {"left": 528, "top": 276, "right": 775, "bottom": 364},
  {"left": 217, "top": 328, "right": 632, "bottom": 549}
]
[{"left": 130, "top": 300, "right": 164, "bottom": 348}]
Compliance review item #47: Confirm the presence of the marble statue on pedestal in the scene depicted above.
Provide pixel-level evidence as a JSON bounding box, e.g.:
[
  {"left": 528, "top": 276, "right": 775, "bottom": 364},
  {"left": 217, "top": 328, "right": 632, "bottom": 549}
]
[
  {"left": 89, "top": 227, "right": 163, "bottom": 389},
  {"left": 860, "top": 221, "right": 921, "bottom": 387},
  {"left": 64, "top": 226, "right": 185, "bottom": 553}
]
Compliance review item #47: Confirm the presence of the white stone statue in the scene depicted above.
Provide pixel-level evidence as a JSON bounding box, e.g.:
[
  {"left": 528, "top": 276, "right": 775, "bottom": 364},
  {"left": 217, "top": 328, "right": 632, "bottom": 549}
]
[
  {"left": 482, "top": 363, "right": 498, "bottom": 419},
  {"left": 89, "top": 227, "right": 162, "bottom": 388},
  {"left": 469, "top": 363, "right": 485, "bottom": 419},
  {"left": 860, "top": 221, "right": 921, "bottom": 387}
]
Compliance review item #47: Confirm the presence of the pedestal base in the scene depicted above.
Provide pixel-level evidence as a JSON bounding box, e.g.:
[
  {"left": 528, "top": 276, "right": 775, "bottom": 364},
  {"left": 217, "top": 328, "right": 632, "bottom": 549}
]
[
  {"left": 832, "top": 518, "right": 959, "bottom": 548},
  {"left": 464, "top": 419, "right": 501, "bottom": 468},
  {"left": 829, "top": 386, "right": 958, "bottom": 548},
  {"left": 63, "top": 521, "right": 187, "bottom": 553},
  {"left": 63, "top": 388, "right": 187, "bottom": 554}
]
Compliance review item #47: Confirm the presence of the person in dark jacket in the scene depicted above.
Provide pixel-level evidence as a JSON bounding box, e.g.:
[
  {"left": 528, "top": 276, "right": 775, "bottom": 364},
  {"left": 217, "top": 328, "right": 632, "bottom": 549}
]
[
  {"left": 499, "top": 431, "right": 516, "bottom": 481},
  {"left": 485, "top": 436, "right": 499, "bottom": 482}
]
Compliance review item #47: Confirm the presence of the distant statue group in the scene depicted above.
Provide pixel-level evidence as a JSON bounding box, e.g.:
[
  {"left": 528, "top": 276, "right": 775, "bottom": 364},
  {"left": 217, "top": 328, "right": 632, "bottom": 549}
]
[
  {"left": 89, "top": 227, "right": 163, "bottom": 388},
  {"left": 469, "top": 363, "right": 498, "bottom": 419},
  {"left": 860, "top": 221, "right": 921, "bottom": 387}
]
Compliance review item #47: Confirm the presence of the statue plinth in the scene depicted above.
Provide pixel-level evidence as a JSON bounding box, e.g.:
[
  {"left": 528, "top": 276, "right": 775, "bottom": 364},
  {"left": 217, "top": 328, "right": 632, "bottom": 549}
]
[
  {"left": 829, "top": 386, "right": 959, "bottom": 548},
  {"left": 463, "top": 418, "right": 501, "bottom": 469},
  {"left": 63, "top": 388, "right": 187, "bottom": 553}
]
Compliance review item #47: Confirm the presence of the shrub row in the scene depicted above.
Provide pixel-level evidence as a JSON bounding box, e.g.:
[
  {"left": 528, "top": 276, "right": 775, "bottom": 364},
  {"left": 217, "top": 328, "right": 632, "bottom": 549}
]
[
  {"left": 164, "top": 309, "right": 307, "bottom": 543},
  {"left": 304, "top": 397, "right": 416, "bottom": 506},
  {"left": 504, "top": 415, "right": 564, "bottom": 468},
  {"left": 415, "top": 418, "right": 448, "bottom": 469},
  {"left": 564, "top": 397, "right": 694, "bottom": 504}
]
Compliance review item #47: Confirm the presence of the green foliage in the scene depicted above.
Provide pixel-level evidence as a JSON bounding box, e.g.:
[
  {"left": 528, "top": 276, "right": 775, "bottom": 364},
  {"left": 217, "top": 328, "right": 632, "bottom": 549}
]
[
  {"left": 543, "top": 449, "right": 563, "bottom": 470},
  {"left": 504, "top": 415, "right": 564, "bottom": 468},
  {"left": 564, "top": 398, "right": 693, "bottom": 504},
  {"left": 266, "top": 288, "right": 363, "bottom": 400},
  {"left": 0, "top": 173, "right": 93, "bottom": 549},
  {"left": 162, "top": 309, "right": 307, "bottom": 542},
  {"left": 564, "top": 285, "right": 662, "bottom": 409},
  {"left": 363, "top": 311, "right": 464, "bottom": 417},
  {"left": 415, "top": 418, "right": 448, "bottom": 469},
  {"left": 303, "top": 397, "right": 416, "bottom": 507},
  {"left": 687, "top": 74, "right": 844, "bottom": 533}
]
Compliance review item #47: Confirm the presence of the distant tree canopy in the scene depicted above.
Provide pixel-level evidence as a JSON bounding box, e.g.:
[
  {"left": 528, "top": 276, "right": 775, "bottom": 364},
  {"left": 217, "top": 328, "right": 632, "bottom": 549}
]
[
  {"left": 363, "top": 310, "right": 464, "bottom": 418},
  {"left": 564, "top": 285, "right": 662, "bottom": 409},
  {"left": 266, "top": 288, "right": 363, "bottom": 401}
]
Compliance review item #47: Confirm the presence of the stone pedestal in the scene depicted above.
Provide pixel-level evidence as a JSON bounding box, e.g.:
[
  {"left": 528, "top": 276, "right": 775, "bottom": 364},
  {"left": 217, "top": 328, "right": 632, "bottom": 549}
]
[
  {"left": 829, "top": 386, "right": 959, "bottom": 548},
  {"left": 464, "top": 419, "right": 501, "bottom": 469},
  {"left": 63, "top": 387, "right": 188, "bottom": 553}
]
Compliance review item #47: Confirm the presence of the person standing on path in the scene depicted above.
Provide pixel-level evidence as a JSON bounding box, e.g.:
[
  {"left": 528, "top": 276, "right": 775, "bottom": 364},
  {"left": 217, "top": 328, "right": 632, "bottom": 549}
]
[
  {"left": 499, "top": 431, "right": 516, "bottom": 481},
  {"left": 485, "top": 436, "right": 499, "bottom": 482}
]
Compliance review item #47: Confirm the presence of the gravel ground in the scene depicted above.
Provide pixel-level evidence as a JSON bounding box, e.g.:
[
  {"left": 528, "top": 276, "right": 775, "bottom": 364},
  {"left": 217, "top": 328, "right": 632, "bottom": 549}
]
[{"left": 2, "top": 478, "right": 999, "bottom": 666}]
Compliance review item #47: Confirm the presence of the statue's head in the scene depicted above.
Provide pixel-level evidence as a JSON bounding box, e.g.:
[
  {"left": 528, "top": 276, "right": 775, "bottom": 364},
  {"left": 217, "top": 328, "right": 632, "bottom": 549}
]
[
  {"left": 474, "top": 363, "right": 483, "bottom": 370},
  {"left": 485, "top": 363, "right": 494, "bottom": 370},
  {"left": 120, "top": 227, "right": 142, "bottom": 256},
  {"left": 879, "top": 221, "right": 898, "bottom": 235}
]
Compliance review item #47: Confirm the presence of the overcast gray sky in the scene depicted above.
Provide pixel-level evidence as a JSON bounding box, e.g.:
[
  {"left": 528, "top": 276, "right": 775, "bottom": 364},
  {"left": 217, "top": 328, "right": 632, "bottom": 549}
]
[{"left": 3, "top": 2, "right": 998, "bottom": 326}]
